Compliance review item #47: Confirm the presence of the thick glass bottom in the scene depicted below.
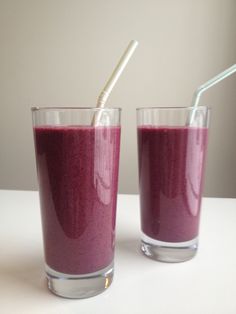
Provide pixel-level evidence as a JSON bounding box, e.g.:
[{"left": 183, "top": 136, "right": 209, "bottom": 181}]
[
  {"left": 45, "top": 262, "right": 114, "bottom": 299},
  {"left": 141, "top": 232, "right": 198, "bottom": 263}
]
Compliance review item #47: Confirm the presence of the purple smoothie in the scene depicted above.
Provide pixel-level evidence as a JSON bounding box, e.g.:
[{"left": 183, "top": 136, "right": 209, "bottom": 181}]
[
  {"left": 138, "top": 126, "right": 208, "bottom": 243},
  {"left": 34, "top": 126, "right": 121, "bottom": 274}
]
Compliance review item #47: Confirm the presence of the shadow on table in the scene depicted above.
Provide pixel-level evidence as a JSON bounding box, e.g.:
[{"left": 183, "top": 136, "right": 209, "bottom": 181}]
[
  {"left": 116, "top": 237, "right": 144, "bottom": 260},
  {"left": 115, "top": 236, "right": 176, "bottom": 270},
  {"left": 0, "top": 252, "right": 50, "bottom": 297}
]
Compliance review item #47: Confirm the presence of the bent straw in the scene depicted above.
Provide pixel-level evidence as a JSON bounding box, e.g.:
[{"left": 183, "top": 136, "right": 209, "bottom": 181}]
[
  {"left": 189, "top": 64, "right": 236, "bottom": 124},
  {"left": 92, "top": 40, "right": 138, "bottom": 126}
]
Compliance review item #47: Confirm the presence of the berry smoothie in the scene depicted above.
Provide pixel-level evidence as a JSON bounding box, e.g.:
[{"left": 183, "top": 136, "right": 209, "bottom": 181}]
[
  {"left": 138, "top": 126, "right": 208, "bottom": 243},
  {"left": 34, "top": 126, "right": 121, "bottom": 274}
]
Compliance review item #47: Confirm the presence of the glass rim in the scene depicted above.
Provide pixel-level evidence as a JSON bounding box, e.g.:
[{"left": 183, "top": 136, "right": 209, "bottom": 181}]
[
  {"left": 31, "top": 106, "right": 122, "bottom": 112},
  {"left": 136, "top": 105, "right": 210, "bottom": 111}
]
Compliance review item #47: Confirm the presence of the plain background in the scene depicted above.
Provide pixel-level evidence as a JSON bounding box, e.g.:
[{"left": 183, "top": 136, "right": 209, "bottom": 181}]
[{"left": 0, "top": 0, "right": 235, "bottom": 197}]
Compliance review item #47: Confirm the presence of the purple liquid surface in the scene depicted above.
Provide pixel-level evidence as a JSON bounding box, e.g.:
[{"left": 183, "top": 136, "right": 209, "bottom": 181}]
[
  {"left": 34, "top": 126, "right": 121, "bottom": 274},
  {"left": 138, "top": 126, "right": 208, "bottom": 243}
]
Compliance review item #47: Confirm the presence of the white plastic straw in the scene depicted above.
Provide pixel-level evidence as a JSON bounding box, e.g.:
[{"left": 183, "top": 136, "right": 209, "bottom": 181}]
[
  {"left": 189, "top": 64, "right": 236, "bottom": 124},
  {"left": 93, "top": 40, "right": 138, "bottom": 126}
]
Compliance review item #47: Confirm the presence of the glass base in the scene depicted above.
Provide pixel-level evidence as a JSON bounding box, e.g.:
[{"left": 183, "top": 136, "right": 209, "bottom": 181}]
[
  {"left": 141, "top": 233, "right": 198, "bottom": 263},
  {"left": 45, "top": 262, "right": 114, "bottom": 299}
]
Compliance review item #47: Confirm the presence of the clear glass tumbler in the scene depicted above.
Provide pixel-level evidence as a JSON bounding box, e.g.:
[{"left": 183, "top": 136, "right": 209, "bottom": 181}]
[
  {"left": 32, "top": 107, "right": 121, "bottom": 298},
  {"left": 137, "top": 106, "right": 210, "bottom": 262}
]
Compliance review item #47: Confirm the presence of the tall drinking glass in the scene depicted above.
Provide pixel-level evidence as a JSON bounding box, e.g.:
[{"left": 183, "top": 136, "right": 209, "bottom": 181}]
[
  {"left": 137, "top": 106, "right": 210, "bottom": 262},
  {"left": 32, "top": 107, "right": 121, "bottom": 298}
]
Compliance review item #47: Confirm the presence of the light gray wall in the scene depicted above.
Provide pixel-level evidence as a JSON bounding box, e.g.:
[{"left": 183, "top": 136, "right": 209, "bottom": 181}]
[{"left": 0, "top": 0, "right": 236, "bottom": 197}]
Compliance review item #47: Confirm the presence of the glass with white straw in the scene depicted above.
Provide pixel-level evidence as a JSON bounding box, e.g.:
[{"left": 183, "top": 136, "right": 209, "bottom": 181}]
[
  {"left": 32, "top": 40, "right": 138, "bottom": 299},
  {"left": 137, "top": 64, "right": 236, "bottom": 263}
]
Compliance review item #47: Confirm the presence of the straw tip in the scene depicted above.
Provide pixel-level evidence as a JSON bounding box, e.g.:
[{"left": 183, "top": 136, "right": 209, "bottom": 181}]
[{"left": 131, "top": 39, "right": 139, "bottom": 46}]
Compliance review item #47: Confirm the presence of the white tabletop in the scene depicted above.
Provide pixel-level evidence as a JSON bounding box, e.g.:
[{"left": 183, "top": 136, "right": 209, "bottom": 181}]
[{"left": 1, "top": 190, "right": 236, "bottom": 314}]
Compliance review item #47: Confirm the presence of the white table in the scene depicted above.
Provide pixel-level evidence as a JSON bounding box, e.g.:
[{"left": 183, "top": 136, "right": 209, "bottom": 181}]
[{"left": 1, "top": 190, "right": 236, "bottom": 314}]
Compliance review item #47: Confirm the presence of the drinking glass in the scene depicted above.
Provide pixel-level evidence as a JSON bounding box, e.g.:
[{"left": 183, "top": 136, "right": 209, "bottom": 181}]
[
  {"left": 32, "top": 107, "right": 121, "bottom": 298},
  {"left": 137, "top": 106, "right": 210, "bottom": 262}
]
